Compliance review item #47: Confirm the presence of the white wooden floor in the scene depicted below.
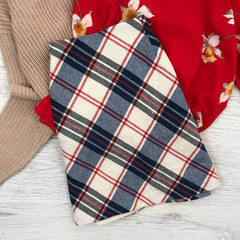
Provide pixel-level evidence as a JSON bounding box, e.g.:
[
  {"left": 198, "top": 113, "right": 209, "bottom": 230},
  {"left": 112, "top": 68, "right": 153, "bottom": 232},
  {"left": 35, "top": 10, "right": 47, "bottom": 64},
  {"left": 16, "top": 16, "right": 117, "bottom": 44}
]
[{"left": 0, "top": 52, "right": 240, "bottom": 240}]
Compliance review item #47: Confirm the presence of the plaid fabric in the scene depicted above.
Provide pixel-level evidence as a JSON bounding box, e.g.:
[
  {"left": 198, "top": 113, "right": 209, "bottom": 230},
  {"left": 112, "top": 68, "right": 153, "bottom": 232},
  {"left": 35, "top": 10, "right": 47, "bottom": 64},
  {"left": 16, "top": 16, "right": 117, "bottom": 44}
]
[{"left": 49, "top": 17, "right": 220, "bottom": 225}]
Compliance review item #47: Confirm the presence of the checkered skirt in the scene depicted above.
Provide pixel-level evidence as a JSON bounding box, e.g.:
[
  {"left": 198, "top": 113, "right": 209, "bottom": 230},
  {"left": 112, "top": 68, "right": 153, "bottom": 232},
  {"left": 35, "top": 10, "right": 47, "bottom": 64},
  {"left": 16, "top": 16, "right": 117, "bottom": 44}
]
[{"left": 49, "top": 17, "right": 220, "bottom": 225}]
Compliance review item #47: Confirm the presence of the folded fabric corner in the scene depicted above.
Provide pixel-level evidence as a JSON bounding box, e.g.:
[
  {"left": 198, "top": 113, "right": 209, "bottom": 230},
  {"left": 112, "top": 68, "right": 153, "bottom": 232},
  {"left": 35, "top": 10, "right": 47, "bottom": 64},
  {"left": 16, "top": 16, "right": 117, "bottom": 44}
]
[{"left": 35, "top": 95, "right": 56, "bottom": 133}]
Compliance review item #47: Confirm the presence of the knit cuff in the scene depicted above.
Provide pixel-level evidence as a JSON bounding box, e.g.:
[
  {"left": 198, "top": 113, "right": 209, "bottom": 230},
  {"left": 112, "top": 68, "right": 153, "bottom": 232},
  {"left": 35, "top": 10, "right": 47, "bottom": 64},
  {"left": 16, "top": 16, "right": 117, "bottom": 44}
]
[{"left": 0, "top": 97, "right": 53, "bottom": 184}]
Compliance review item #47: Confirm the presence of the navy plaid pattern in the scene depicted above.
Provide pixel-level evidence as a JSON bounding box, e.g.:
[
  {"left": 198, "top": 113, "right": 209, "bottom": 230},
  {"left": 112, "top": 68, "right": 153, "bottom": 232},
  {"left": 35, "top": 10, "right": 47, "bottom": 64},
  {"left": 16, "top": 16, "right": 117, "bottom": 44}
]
[{"left": 49, "top": 17, "right": 220, "bottom": 225}]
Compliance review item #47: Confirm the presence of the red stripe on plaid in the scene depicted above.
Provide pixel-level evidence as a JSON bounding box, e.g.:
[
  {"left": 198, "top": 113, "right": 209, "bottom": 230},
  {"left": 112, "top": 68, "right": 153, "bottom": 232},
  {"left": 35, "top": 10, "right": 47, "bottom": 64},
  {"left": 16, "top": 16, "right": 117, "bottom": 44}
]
[
  {"left": 200, "top": 167, "right": 215, "bottom": 193},
  {"left": 130, "top": 56, "right": 183, "bottom": 211},
  {"left": 54, "top": 110, "right": 217, "bottom": 179},
  {"left": 132, "top": 114, "right": 190, "bottom": 209},
  {"left": 50, "top": 39, "right": 178, "bottom": 115},
  {"left": 52, "top": 74, "right": 217, "bottom": 176},
  {"left": 49, "top": 39, "right": 199, "bottom": 138},
  {"left": 73, "top": 27, "right": 145, "bottom": 214},
  {"left": 93, "top": 48, "right": 165, "bottom": 221},
  {"left": 51, "top": 70, "right": 199, "bottom": 136},
  {"left": 132, "top": 112, "right": 207, "bottom": 210},
  {"left": 49, "top": 39, "right": 74, "bottom": 85},
  {"left": 101, "top": 28, "right": 176, "bottom": 79},
  {"left": 62, "top": 149, "right": 154, "bottom": 205},
  {"left": 68, "top": 186, "right": 115, "bottom": 217},
  {"left": 131, "top": 76, "right": 199, "bottom": 210},
  {"left": 59, "top": 25, "right": 118, "bottom": 173},
  {"left": 65, "top": 151, "right": 195, "bottom": 212},
  {"left": 183, "top": 168, "right": 215, "bottom": 202},
  {"left": 59, "top": 106, "right": 200, "bottom": 202},
  {"left": 160, "top": 113, "right": 200, "bottom": 203},
  {"left": 51, "top": 32, "right": 175, "bottom": 90},
  {"left": 176, "top": 162, "right": 216, "bottom": 202},
  {"left": 99, "top": 30, "right": 176, "bottom": 84}
]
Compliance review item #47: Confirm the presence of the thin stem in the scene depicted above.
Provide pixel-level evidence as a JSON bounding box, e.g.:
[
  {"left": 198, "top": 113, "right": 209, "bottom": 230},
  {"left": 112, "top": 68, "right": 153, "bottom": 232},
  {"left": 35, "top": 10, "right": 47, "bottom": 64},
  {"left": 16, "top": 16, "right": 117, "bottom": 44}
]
[
  {"left": 236, "top": 12, "right": 240, "bottom": 16},
  {"left": 220, "top": 35, "right": 236, "bottom": 43},
  {"left": 75, "top": 0, "right": 82, "bottom": 19}
]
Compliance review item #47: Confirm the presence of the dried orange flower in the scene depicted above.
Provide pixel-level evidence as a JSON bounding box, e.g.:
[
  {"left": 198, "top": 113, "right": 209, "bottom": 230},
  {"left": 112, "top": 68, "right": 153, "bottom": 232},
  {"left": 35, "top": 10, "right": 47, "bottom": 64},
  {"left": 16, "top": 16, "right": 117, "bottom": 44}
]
[
  {"left": 197, "top": 112, "right": 203, "bottom": 128},
  {"left": 74, "top": 22, "right": 87, "bottom": 37},
  {"left": 122, "top": 7, "right": 137, "bottom": 21},
  {"left": 220, "top": 81, "right": 234, "bottom": 103},
  {"left": 225, "top": 81, "right": 234, "bottom": 96},
  {"left": 202, "top": 46, "right": 217, "bottom": 63},
  {"left": 202, "top": 33, "right": 223, "bottom": 63},
  {"left": 120, "top": 0, "right": 154, "bottom": 22}
]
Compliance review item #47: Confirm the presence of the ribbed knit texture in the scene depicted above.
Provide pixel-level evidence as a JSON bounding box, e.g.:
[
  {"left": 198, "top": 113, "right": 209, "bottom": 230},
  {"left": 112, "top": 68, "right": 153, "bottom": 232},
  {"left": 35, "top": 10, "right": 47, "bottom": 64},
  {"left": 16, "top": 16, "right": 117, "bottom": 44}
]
[{"left": 0, "top": 0, "right": 73, "bottom": 184}]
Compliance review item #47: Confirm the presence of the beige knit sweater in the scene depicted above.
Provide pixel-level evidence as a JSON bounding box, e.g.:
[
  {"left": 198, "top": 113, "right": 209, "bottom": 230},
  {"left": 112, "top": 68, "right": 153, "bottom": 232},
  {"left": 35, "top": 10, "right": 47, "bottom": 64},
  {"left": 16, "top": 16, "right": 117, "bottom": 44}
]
[{"left": 0, "top": 0, "right": 73, "bottom": 183}]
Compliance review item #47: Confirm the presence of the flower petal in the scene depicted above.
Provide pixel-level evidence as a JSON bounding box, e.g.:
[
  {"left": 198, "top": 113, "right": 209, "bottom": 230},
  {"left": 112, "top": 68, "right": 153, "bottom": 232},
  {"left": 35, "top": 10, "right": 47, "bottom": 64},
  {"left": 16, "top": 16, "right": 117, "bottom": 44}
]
[
  {"left": 73, "top": 31, "right": 78, "bottom": 38},
  {"left": 236, "top": 34, "right": 240, "bottom": 40},
  {"left": 219, "top": 92, "right": 229, "bottom": 103},
  {"left": 237, "top": 44, "right": 240, "bottom": 53},
  {"left": 208, "top": 32, "right": 215, "bottom": 39},
  {"left": 228, "top": 18, "right": 235, "bottom": 24},
  {"left": 202, "top": 34, "right": 208, "bottom": 41},
  {"left": 223, "top": 9, "right": 234, "bottom": 18},
  {"left": 202, "top": 35, "right": 209, "bottom": 49},
  {"left": 202, "top": 44, "right": 208, "bottom": 53},
  {"left": 128, "top": 0, "right": 140, "bottom": 10},
  {"left": 223, "top": 83, "right": 229, "bottom": 89},
  {"left": 197, "top": 120, "right": 203, "bottom": 128},
  {"left": 120, "top": 6, "right": 126, "bottom": 12},
  {"left": 136, "top": 5, "right": 154, "bottom": 18},
  {"left": 82, "top": 11, "right": 93, "bottom": 27},
  {"left": 72, "top": 13, "right": 81, "bottom": 26},
  {"left": 208, "top": 34, "right": 220, "bottom": 47},
  {"left": 72, "top": 14, "right": 82, "bottom": 37},
  {"left": 202, "top": 56, "right": 208, "bottom": 63},
  {"left": 214, "top": 47, "right": 223, "bottom": 58}
]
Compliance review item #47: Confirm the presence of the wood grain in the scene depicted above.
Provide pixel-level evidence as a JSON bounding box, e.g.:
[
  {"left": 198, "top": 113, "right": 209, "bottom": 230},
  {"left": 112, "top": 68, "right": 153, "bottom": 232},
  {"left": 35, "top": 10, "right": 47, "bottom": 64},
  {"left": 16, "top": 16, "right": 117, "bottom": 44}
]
[{"left": 0, "top": 53, "right": 240, "bottom": 240}]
